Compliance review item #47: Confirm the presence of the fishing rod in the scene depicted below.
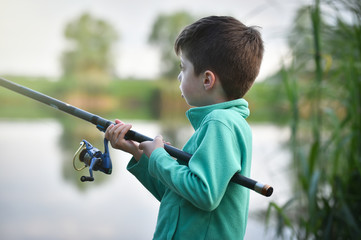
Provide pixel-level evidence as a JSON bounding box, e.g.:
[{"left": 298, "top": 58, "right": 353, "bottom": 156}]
[{"left": 0, "top": 77, "right": 273, "bottom": 197}]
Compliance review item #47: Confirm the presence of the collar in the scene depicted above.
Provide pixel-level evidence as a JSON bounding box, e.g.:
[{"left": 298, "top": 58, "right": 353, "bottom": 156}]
[{"left": 185, "top": 99, "right": 250, "bottom": 130}]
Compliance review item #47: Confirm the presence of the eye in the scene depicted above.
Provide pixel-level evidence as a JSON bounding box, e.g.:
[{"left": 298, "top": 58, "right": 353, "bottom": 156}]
[{"left": 179, "top": 63, "right": 184, "bottom": 70}]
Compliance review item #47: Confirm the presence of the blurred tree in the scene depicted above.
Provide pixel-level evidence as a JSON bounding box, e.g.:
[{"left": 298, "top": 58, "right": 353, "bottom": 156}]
[
  {"left": 148, "top": 11, "right": 195, "bottom": 79},
  {"left": 61, "top": 13, "right": 119, "bottom": 87}
]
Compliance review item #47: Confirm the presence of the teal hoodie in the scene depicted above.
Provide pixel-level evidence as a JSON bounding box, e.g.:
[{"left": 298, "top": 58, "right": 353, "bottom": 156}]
[{"left": 127, "top": 99, "right": 252, "bottom": 239}]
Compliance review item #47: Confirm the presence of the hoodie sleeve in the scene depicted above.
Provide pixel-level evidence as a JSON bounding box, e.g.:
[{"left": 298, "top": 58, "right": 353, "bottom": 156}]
[
  {"left": 127, "top": 154, "right": 166, "bottom": 201},
  {"left": 148, "top": 119, "right": 242, "bottom": 211}
]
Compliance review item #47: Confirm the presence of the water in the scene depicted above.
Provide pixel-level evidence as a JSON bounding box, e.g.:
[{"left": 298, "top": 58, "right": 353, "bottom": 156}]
[{"left": 0, "top": 120, "right": 291, "bottom": 239}]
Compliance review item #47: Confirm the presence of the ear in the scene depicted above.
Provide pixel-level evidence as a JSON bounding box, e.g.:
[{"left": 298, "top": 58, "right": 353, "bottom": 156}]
[{"left": 203, "top": 70, "right": 216, "bottom": 91}]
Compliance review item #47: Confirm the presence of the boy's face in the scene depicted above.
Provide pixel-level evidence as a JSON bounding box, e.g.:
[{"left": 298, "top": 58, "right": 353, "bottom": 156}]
[{"left": 178, "top": 53, "right": 208, "bottom": 107}]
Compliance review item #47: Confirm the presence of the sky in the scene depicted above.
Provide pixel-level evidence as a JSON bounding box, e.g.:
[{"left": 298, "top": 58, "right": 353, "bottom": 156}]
[{"left": 0, "top": 0, "right": 310, "bottom": 81}]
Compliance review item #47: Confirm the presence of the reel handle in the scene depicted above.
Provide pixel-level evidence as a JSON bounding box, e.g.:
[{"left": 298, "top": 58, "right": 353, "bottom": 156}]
[{"left": 81, "top": 176, "right": 94, "bottom": 182}]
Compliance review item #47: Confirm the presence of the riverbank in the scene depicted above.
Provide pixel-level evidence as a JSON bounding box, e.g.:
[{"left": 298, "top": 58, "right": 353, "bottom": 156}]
[{"left": 0, "top": 75, "right": 289, "bottom": 124}]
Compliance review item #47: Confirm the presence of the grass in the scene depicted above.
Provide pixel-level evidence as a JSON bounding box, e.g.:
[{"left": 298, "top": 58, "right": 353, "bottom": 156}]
[{"left": 266, "top": 0, "right": 361, "bottom": 239}]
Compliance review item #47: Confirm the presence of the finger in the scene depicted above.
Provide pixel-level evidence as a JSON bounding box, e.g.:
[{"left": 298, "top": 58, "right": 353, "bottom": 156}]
[
  {"left": 111, "top": 121, "right": 125, "bottom": 133},
  {"left": 105, "top": 124, "right": 114, "bottom": 140},
  {"left": 108, "top": 123, "right": 120, "bottom": 139},
  {"left": 119, "top": 124, "right": 132, "bottom": 140},
  {"left": 112, "top": 124, "right": 128, "bottom": 144}
]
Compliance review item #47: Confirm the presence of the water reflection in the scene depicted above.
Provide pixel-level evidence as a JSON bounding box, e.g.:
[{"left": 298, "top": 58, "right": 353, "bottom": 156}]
[{"left": 0, "top": 120, "right": 290, "bottom": 239}]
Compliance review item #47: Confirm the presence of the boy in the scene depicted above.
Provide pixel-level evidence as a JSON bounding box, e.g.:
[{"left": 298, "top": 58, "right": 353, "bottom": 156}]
[{"left": 105, "top": 16, "right": 263, "bottom": 239}]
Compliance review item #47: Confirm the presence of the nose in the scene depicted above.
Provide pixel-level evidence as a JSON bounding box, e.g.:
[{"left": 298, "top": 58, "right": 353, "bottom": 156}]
[{"left": 177, "top": 72, "right": 182, "bottom": 82}]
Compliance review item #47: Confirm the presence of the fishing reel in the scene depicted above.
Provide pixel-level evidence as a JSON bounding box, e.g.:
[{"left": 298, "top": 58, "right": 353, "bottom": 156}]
[{"left": 73, "top": 139, "right": 112, "bottom": 182}]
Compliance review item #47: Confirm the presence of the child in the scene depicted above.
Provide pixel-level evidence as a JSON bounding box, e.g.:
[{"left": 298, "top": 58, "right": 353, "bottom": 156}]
[{"left": 105, "top": 16, "right": 263, "bottom": 239}]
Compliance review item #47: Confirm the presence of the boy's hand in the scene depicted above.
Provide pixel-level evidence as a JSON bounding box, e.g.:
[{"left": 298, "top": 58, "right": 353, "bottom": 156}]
[
  {"left": 139, "top": 135, "right": 165, "bottom": 158},
  {"left": 105, "top": 119, "right": 143, "bottom": 161}
]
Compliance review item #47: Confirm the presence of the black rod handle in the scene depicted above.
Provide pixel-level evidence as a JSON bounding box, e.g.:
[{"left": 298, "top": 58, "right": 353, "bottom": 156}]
[{"left": 122, "top": 130, "right": 273, "bottom": 197}]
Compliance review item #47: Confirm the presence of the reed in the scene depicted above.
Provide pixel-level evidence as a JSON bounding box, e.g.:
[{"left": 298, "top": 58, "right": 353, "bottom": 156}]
[{"left": 266, "top": 0, "right": 361, "bottom": 238}]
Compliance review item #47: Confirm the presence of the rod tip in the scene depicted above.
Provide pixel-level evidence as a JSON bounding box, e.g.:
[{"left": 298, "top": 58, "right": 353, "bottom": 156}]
[{"left": 262, "top": 184, "right": 273, "bottom": 197}]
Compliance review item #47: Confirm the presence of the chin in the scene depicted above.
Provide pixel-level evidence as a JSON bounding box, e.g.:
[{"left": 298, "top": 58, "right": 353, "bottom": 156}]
[{"left": 184, "top": 99, "right": 193, "bottom": 107}]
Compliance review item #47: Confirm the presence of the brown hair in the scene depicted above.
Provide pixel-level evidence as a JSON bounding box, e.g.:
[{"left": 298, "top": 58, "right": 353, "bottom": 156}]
[{"left": 174, "top": 16, "right": 264, "bottom": 99}]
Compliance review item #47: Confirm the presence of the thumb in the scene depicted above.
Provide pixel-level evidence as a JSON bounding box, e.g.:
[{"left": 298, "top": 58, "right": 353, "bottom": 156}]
[
  {"left": 138, "top": 141, "right": 147, "bottom": 150},
  {"left": 115, "top": 119, "right": 123, "bottom": 124},
  {"left": 138, "top": 141, "right": 151, "bottom": 150},
  {"left": 154, "top": 135, "right": 163, "bottom": 142},
  {"left": 154, "top": 135, "right": 165, "bottom": 148}
]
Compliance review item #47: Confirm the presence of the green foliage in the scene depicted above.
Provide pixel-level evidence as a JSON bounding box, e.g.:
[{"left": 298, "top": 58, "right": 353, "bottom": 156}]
[
  {"left": 245, "top": 78, "right": 289, "bottom": 124},
  {"left": 61, "top": 13, "right": 118, "bottom": 86},
  {"left": 148, "top": 11, "right": 195, "bottom": 79},
  {"left": 267, "top": 0, "right": 361, "bottom": 239}
]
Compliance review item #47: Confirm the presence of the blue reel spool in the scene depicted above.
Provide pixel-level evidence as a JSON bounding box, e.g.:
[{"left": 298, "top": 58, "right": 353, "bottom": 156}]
[{"left": 73, "top": 139, "right": 112, "bottom": 182}]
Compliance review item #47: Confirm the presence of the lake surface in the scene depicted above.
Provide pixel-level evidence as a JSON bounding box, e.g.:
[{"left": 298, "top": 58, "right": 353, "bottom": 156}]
[{"left": 0, "top": 120, "right": 291, "bottom": 239}]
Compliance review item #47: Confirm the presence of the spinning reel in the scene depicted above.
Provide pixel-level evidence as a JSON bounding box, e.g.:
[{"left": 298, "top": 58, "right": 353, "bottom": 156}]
[{"left": 73, "top": 139, "right": 112, "bottom": 182}]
